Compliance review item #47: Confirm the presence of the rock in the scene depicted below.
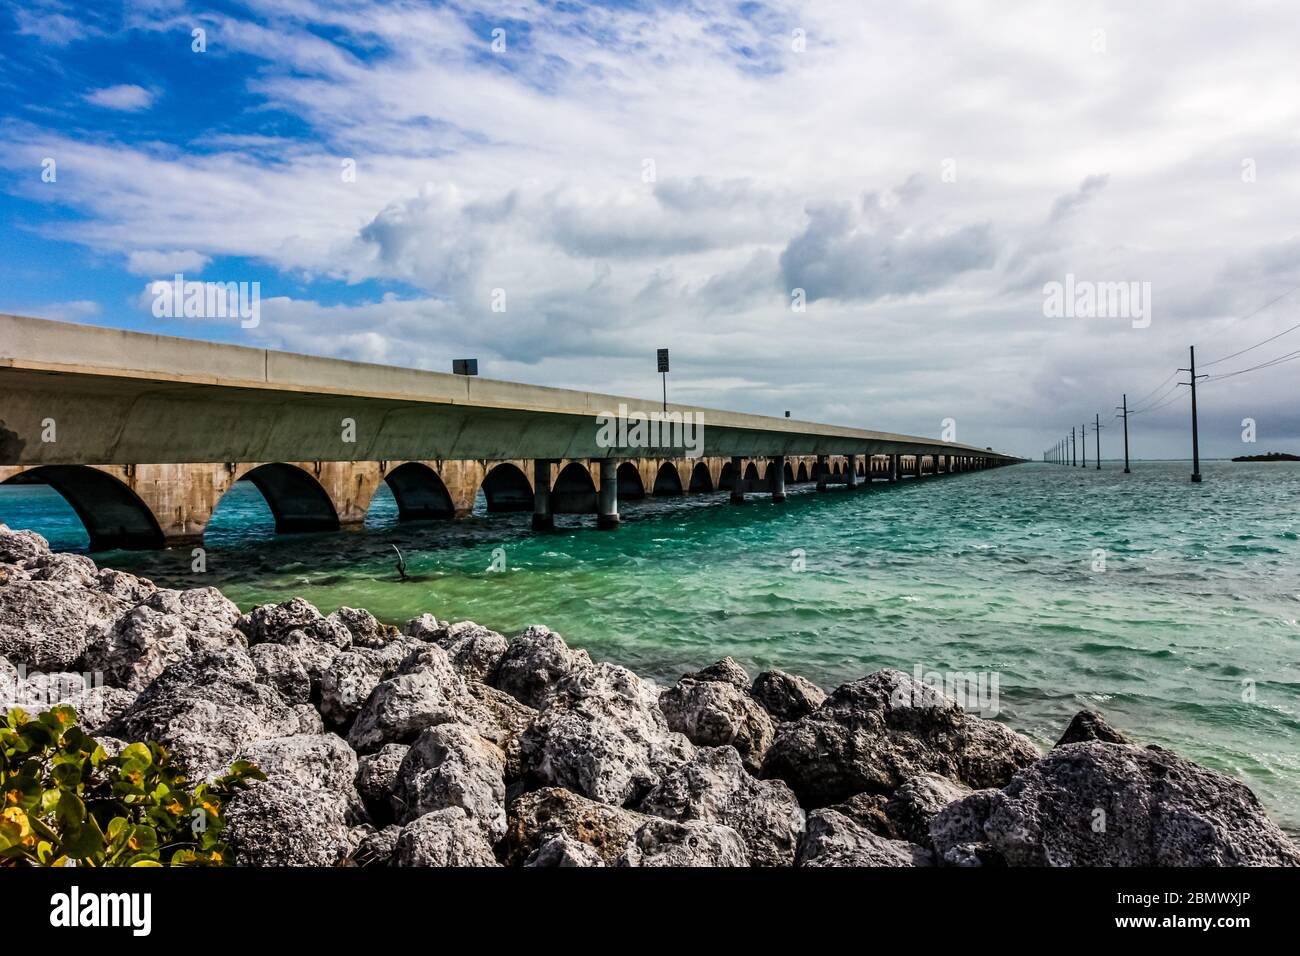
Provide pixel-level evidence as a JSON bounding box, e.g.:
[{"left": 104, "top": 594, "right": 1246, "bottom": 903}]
[
  {"left": 391, "top": 807, "right": 500, "bottom": 867},
  {"left": 357, "top": 743, "right": 409, "bottom": 825},
  {"left": 346, "top": 644, "right": 477, "bottom": 753},
  {"left": 659, "top": 677, "right": 775, "bottom": 772},
  {"left": 95, "top": 568, "right": 158, "bottom": 605},
  {"left": 83, "top": 587, "right": 244, "bottom": 691},
  {"left": 292, "top": 704, "right": 325, "bottom": 735},
  {"left": 0, "top": 524, "right": 50, "bottom": 564},
  {"left": 433, "top": 621, "right": 509, "bottom": 682},
  {"left": 463, "top": 680, "right": 536, "bottom": 780},
  {"left": 797, "top": 809, "right": 934, "bottom": 867},
  {"left": 62, "top": 684, "right": 137, "bottom": 732},
  {"left": 104, "top": 647, "right": 301, "bottom": 780},
  {"left": 492, "top": 625, "right": 592, "bottom": 708},
  {"left": 524, "top": 834, "right": 606, "bottom": 867},
  {"left": 927, "top": 789, "right": 1002, "bottom": 866},
  {"left": 238, "top": 597, "right": 352, "bottom": 649},
  {"left": 328, "top": 606, "right": 397, "bottom": 649},
  {"left": 21, "top": 552, "right": 99, "bottom": 587},
  {"left": 392, "top": 724, "right": 507, "bottom": 841},
  {"left": 320, "top": 647, "right": 398, "bottom": 727},
  {"left": 639, "top": 746, "right": 804, "bottom": 866},
  {"left": 825, "top": 791, "right": 896, "bottom": 837},
  {"left": 351, "top": 824, "right": 401, "bottom": 867},
  {"left": 931, "top": 741, "right": 1300, "bottom": 867},
  {"left": 0, "top": 579, "right": 130, "bottom": 672},
  {"left": 260, "top": 629, "right": 344, "bottom": 706},
  {"left": 751, "top": 669, "right": 826, "bottom": 722},
  {"left": 520, "top": 661, "right": 693, "bottom": 806},
  {"left": 688, "top": 657, "right": 750, "bottom": 688},
  {"left": 238, "top": 734, "right": 360, "bottom": 802},
  {"left": 503, "top": 788, "right": 647, "bottom": 866},
  {"left": 224, "top": 783, "right": 352, "bottom": 867},
  {"left": 762, "top": 669, "right": 1040, "bottom": 806},
  {"left": 616, "top": 817, "right": 749, "bottom": 867},
  {"left": 886, "top": 772, "right": 971, "bottom": 846},
  {"left": 249, "top": 642, "right": 312, "bottom": 705},
  {"left": 1055, "top": 710, "right": 1132, "bottom": 747}
]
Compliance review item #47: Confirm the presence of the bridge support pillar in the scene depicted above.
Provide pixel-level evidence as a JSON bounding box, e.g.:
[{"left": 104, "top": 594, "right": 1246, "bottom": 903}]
[
  {"left": 597, "top": 458, "right": 619, "bottom": 529},
  {"left": 845, "top": 454, "right": 858, "bottom": 489},
  {"left": 729, "top": 456, "right": 745, "bottom": 504},
  {"left": 815, "top": 455, "right": 828, "bottom": 491},
  {"left": 889, "top": 454, "right": 899, "bottom": 483},
  {"left": 771, "top": 456, "right": 786, "bottom": 503},
  {"left": 532, "top": 459, "right": 553, "bottom": 531}
]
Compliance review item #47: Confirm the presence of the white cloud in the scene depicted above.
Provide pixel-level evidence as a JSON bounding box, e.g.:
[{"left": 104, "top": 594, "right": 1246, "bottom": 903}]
[
  {"left": 125, "top": 250, "right": 212, "bottom": 276},
  {"left": 84, "top": 84, "right": 156, "bottom": 112}
]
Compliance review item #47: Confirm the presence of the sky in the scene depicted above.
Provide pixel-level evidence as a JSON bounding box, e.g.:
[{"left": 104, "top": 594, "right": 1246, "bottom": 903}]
[{"left": 2, "top": 0, "right": 1298, "bottom": 460}]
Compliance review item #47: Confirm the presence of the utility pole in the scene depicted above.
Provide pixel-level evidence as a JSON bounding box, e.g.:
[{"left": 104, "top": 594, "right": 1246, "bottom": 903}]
[
  {"left": 1094, "top": 412, "right": 1102, "bottom": 470},
  {"left": 1116, "top": 394, "right": 1131, "bottom": 474},
  {"left": 1179, "top": 345, "right": 1208, "bottom": 483},
  {"left": 1071, "top": 427, "right": 1077, "bottom": 466},
  {"left": 1081, "top": 423, "right": 1087, "bottom": 468}
]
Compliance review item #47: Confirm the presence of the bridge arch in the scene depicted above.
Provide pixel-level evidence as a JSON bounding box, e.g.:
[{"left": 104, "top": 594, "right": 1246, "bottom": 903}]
[
  {"left": 1, "top": 465, "right": 164, "bottom": 551},
  {"left": 552, "top": 461, "right": 597, "bottom": 514},
  {"left": 237, "top": 463, "right": 339, "bottom": 534},
  {"left": 617, "top": 462, "right": 646, "bottom": 500},
  {"left": 784, "top": 461, "right": 795, "bottom": 484},
  {"left": 689, "top": 461, "right": 713, "bottom": 493},
  {"left": 379, "top": 462, "right": 454, "bottom": 520},
  {"left": 718, "top": 460, "right": 739, "bottom": 492},
  {"left": 796, "top": 461, "right": 809, "bottom": 483},
  {"left": 743, "top": 462, "right": 760, "bottom": 484},
  {"left": 480, "top": 462, "right": 533, "bottom": 512},
  {"left": 653, "top": 462, "right": 683, "bottom": 496}
]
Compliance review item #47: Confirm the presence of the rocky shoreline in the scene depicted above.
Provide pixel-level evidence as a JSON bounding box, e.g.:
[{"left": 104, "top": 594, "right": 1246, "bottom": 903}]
[{"left": 2, "top": 523, "right": 1297, "bottom": 867}]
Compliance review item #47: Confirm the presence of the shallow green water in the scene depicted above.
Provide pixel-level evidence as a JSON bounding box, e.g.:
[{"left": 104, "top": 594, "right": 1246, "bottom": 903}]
[{"left": 4, "top": 461, "right": 1299, "bottom": 830}]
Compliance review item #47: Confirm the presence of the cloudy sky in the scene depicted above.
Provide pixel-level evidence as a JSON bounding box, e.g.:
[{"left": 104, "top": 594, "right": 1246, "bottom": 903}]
[{"left": 2, "top": 0, "right": 1298, "bottom": 459}]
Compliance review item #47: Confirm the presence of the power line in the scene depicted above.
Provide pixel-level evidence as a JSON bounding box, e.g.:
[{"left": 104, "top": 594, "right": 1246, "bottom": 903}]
[{"left": 1197, "top": 284, "right": 1300, "bottom": 366}]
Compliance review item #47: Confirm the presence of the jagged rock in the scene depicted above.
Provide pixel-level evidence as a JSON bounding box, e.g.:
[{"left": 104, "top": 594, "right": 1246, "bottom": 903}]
[
  {"left": 825, "top": 792, "right": 896, "bottom": 837},
  {"left": 391, "top": 807, "right": 500, "bottom": 867},
  {"left": 520, "top": 661, "right": 693, "bottom": 806},
  {"left": 429, "top": 620, "right": 509, "bottom": 682},
  {"left": 0, "top": 524, "right": 50, "bottom": 563},
  {"left": 94, "top": 568, "right": 159, "bottom": 605},
  {"left": 464, "top": 680, "right": 535, "bottom": 780},
  {"left": 751, "top": 669, "right": 827, "bottom": 722},
  {"left": 762, "top": 669, "right": 1040, "bottom": 806},
  {"left": 320, "top": 647, "right": 399, "bottom": 727},
  {"left": 62, "top": 684, "right": 136, "bottom": 732},
  {"left": 328, "top": 606, "right": 398, "bottom": 649},
  {"left": 504, "top": 787, "right": 647, "bottom": 866},
  {"left": 886, "top": 772, "right": 971, "bottom": 846},
  {"left": 238, "top": 597, "right": 352, "bottom": 649},
  {"left": 238, "top": 734, "right": 360, "bottom": 802},
  {"left": 1056, "top": 710, "right": 1132, "bottom": 747},
  {"left": 931, "top": 741, "right": 1300, "bottom": 867},
  {"left": 346, "top": 644, "right": 507, "bottom": 753},
  {"left": 357, "top": 743, "right": 409, "bottom": 825},
  {"left": 0, "top": 579, "right": 130, "bottom": 672},
  {"left": 392, "top": 724, "right": 507, "bottom": 841},
  {"left": 492, "top": 625, "right": 592, "bottom": 708},
  {"left": 616, "top": 817, "right": 749, "bottom": 867},
  {"left": 21, "top": 551, "right": 100, "bottom": 587},
  {"left": 293, "top": 704, "right": 325, "bottom": 735},
  {"left": 688, "top": 657, "right": 750, "bottom": 688},
  {"left": 249, "top": 642, "right": 312, "bottom": 705},
  {"left": 351, "top": 824, "right": 401, "bottom": 867},
  {"left": 225, "top": 782, "right": 352, "bottom": 867},
  {"left": 639, "top": 746, "right": 804, "bottom": 866},
  {"left": 798, "top": 809, "right": 934, "bottom": 867},
  {"left": 927, "top": 789, "right": 1001, "bottom": 866},
  {"left": 104, "top": 647, "right": 301, "bottom": 779},
  {"left": 525, "top": 834, "right": 606, "bottom": 867},
  {"left": 83, "top": 587, "right": 244, "bottom": 691},
  {"left": 658, "top": 677, "right": 774, "bottom": 772}
]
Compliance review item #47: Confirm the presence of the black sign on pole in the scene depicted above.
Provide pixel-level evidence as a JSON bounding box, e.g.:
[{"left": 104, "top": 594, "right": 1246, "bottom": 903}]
[
  {"left": 656, "top": 348, "right": 670, "bottom": 373},
  {"left": 452, "top": 359, "right": 478, "bottom": 376}
]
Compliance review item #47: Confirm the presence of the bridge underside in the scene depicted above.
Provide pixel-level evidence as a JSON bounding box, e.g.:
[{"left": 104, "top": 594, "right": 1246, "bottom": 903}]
[{"left": 0, "top": 452, "right": 1000, "bottom": 551}]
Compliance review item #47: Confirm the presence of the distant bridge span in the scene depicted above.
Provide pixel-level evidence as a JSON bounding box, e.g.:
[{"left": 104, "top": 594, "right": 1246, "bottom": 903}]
[{"left": 0, "top": 314, "right": 1021, "bottom": 549}]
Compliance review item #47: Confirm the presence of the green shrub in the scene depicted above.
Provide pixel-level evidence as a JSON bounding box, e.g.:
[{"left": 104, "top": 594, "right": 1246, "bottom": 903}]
[{"left": 0, "top": 705, "right": 265, "bottom": 866}]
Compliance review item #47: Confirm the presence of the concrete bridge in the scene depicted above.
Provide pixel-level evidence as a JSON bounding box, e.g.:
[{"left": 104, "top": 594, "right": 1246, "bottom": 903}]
[{"left": 0, "top": 314, "right": 1021, "bottom": 550}]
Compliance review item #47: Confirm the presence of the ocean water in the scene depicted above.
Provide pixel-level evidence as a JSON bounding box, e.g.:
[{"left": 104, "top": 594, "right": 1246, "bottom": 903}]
[{"left": 4, "top": 460, "right": 1300, "bottom": 831}]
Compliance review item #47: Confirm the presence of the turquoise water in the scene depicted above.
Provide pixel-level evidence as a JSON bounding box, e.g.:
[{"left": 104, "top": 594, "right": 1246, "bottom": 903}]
[{"left": 3, "top": 461, "right": 1300, "bottom": 831}]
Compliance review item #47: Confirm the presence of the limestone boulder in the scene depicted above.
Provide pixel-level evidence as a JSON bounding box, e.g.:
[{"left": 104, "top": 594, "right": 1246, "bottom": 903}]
[
  {"left": 391, "top": 807, "right": 500, "bottom": 867},
  {"left": 797, "top": 809, "right": 934, "bottom": 867},
  {"left": 750, "top": 669, "right": 826, "bottom": 722},
  {"left": 392, "top": 723, "right": 507, "bottom": 841},
  {"left": 658, "top": 676, "right": 774, "bottom": 772},
  {"left": 491, "top": 625, "right": 592, "bottom": 707}
]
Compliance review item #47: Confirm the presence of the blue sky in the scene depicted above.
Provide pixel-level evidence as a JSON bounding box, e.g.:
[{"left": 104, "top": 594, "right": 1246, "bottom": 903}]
[{"left": 2, "top": 0, "right": 1299, "bottom": 457}]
